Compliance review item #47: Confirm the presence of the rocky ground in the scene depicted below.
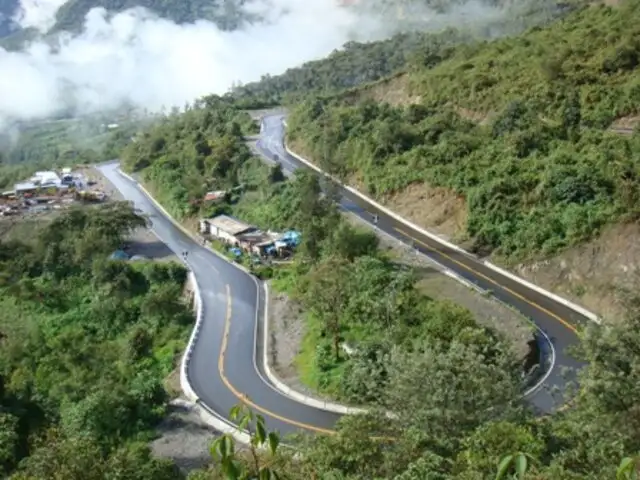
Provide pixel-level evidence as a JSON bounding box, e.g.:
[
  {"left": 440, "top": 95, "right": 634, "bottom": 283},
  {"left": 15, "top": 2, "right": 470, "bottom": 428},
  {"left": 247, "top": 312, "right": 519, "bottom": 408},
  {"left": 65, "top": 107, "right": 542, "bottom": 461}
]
[
  {"left": 149, "top": 399, "right": 217, "bottom": 472},
  {"left": 267, "top": 286, "right": 339, "bottom": 402}
]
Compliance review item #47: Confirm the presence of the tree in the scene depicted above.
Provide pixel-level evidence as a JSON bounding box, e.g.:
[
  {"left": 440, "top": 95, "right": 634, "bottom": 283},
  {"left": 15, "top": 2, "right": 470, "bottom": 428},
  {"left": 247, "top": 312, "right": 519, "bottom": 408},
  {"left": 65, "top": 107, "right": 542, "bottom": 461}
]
[
  {"left": 383, "top": 338, "right": 524, "bottom": 451},
  {"left": 562, "top": 90, "right": 581, "bottom": 141},
  {"left": 303, "top": 256, "right": 351, "bottom": 361}
]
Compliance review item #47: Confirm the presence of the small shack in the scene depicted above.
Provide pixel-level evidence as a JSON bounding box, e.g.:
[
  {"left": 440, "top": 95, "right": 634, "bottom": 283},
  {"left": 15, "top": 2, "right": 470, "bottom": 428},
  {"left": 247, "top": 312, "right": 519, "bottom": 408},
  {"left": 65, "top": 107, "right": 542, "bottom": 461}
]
[
  {"left": 236, "top": 230, "right": 278, "bottom": 256},
  {"left": 203, "top": 190, "right": 227, "bottom": 202},
  {"left": 205, "top": 215, "right": 256, "bottom": 244},
  {"left": 14, "top": 182, "right": 38, "bottom": 196}
]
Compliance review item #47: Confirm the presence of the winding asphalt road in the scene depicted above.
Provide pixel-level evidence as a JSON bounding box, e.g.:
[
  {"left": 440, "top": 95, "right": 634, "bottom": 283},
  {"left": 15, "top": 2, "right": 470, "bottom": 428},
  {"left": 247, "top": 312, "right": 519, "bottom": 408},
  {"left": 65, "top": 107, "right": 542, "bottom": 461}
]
[
  {"left": 255, "top": 113, "right": 588, "bottom": 414},
  {"left": 97, "top": 113, "right": 587, "bottom": 437}
]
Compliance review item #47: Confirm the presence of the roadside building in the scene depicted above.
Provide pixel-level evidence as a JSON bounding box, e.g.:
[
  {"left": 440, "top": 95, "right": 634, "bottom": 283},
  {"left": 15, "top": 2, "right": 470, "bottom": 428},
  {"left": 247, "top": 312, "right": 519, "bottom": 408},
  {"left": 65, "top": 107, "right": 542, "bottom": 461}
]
[
  {"left": 205, "top": 214, "right": 256, "bottom": 244},
  {"left": 235, "top": 230, "right": 279, "bottom": 256},
  {"left": 31, "top": 171, "right": 61, "bottom": 187},
  {"left": 203, "top": 190, "right": 227, "bottom": 202},
  {"left": 14, "top": 182, "right": 38, "bottom": 196}
]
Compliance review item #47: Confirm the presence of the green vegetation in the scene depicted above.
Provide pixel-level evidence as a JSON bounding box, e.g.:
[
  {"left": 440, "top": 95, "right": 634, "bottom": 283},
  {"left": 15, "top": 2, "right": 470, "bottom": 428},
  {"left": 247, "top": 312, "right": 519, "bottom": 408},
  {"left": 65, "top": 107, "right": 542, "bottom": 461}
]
[
  {"left": 0, "top": 114, "right": 148, "bottom": 189},
  {"left": 5, "top": 0, "right": 640, "bottom": 476},
  {"left": 409, "top": 1, "right": 640, "bottom": 127},
  {"left": 118, "top": 80, "right": 640, "bottom": 478},
  {"left": 51, "top": 0, "right": 253, "bottom": 35},
  {"left": 192, "top": 293, "right": 640, "bottom": 479},
  {"left": 287, "top": 1, "right": 640, "bottom": 261},
  {"left": 0, "top": 202, "right": 192, "bottom": 478},
  {"left": 123, "top": 95, "right": 519, "bottom": 400},
  {"left": 229, "top": 0, "right": 587, "bottom": 108},
  {"left": 230, "top": 29, "right": 471, "bottom": 108}
]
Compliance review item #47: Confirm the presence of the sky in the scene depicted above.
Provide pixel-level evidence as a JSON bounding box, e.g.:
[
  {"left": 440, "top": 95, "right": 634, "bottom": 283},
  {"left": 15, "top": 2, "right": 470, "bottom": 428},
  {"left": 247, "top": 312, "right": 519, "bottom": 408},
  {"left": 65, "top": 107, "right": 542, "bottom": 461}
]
[{"left": 0, "top": 0, "right": 507, "bottom": 128}]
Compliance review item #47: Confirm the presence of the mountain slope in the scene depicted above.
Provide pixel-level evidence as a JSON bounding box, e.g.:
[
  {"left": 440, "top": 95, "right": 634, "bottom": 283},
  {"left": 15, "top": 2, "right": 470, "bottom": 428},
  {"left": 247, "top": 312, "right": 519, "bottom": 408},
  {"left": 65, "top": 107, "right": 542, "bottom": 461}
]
[
  {"left": 50, "top": 0, "right": 252, "bottom": 33},
  {"left": 284, "top": 0, "right": 640, "bottom": 320}
]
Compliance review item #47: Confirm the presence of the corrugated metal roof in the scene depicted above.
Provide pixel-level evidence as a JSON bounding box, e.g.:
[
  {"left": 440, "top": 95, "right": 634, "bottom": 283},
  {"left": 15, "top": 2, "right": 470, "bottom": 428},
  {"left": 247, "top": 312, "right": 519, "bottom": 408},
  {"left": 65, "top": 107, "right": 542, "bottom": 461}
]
[
  {"left": 208, "top": 215, "right": 254, "bottom": 236},
  {"left": 15, "top": 182, "right": 37, "bottom": 191}
]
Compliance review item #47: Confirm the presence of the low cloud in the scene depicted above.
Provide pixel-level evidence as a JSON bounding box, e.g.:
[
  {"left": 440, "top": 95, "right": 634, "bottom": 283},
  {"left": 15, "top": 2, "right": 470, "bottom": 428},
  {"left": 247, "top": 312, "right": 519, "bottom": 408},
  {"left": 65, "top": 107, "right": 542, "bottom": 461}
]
[
  {"left": 12, "top": 0, "right": 69, "bottom": 32},
  {"left": 0, "top": 0, "right": 518, "bottom": 130},
  {"left": 1, "top": 0, "right": 393, "bottom": 128}
]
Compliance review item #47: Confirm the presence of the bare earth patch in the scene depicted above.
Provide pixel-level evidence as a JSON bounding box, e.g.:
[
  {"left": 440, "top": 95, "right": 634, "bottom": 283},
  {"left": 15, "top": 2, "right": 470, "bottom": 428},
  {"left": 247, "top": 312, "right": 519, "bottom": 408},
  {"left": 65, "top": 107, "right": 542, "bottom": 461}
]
[
  {"left": 342, "top": 73, "right": 422, "bottom": 107},
  {"left": 150, "top": 399, "right": 216, "bottom": 473},
  {"left": 379, "top": 182, "right": 469, "bottom": 244},
  {"left": 450, "top": 104, "right": 495, "bottom": 125},
  {"left": 508, "top": 222, "right": 640, "bottom": 322},
  {"left": 267, "top": 285, "right": 338, "bottom": 401},
  {"left": 610, "top": 114, "right": 639, "bottom": 132}
]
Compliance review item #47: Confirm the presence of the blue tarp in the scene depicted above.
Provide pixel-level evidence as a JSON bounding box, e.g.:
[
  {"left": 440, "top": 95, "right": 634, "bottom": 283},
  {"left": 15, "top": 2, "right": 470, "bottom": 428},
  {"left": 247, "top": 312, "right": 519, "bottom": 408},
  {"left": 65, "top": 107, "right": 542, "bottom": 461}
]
[
  {"left": 230, "top": 247, "right": 242, "bottom": 258},
  {"left": 109, "top": 249, "right": 129, "bottom": 260},
  {"left": 280, "top": 230, "right": 301, "bottom": 246}
]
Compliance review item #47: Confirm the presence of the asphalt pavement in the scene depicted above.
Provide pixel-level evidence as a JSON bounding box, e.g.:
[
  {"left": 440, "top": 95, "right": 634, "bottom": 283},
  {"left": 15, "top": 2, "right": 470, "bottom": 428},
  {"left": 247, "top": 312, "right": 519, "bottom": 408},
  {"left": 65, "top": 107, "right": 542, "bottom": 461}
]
[
  {"left": 97, "top": 113, "right": 588, "bottom": 437},
  {"left": 255, "top": 113, "right": 588, "bottom": 414},
  {"left": 97, "top": 163, "right": 341, "bottom": 437}
]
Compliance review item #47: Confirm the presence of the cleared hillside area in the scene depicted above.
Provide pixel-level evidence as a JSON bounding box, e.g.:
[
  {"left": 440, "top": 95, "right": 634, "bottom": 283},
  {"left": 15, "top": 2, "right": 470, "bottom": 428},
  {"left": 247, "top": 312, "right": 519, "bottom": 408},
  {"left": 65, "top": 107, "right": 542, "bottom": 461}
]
[{"left": 286, "top": 0, "right": 640, "bottom": 320}]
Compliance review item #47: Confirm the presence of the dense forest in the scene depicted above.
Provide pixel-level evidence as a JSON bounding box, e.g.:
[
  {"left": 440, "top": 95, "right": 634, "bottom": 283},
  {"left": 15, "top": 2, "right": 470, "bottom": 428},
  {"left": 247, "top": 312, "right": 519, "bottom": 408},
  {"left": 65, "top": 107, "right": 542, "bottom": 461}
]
[
  {"left": 116, "top": 95, "right": 640, "bottom": 479},
  {"left": 286, "top": 0, "right": 640, "bottom": 262},
  {"left": 50, "top": 0, "right": 253, "bottom": 34},
  {"left": 0, "top": 202, "right": 192, "bottom": 477},
  {"left": 3, "top": 0, "right": 640, "bottom": 477},
  {"left": 229, "top": 0, "right": 584, "bottom": 107}
]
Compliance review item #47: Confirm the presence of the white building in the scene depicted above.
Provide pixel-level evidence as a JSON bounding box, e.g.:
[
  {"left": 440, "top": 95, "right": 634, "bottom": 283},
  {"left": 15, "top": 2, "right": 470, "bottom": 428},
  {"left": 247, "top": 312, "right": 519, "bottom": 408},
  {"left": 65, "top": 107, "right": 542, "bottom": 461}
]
[
  {"left": 31, "top": 171, "right": 61, "bottom": 187},
  {"left": 201, "top": 215, "right": 255, "bottom": 244}
]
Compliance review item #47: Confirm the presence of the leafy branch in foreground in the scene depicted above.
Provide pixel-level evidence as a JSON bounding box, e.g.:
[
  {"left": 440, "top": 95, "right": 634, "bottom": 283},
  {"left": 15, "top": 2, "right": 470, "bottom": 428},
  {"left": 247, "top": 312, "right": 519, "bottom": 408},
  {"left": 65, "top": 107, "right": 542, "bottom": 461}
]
[
  {"left": 496, "top": 452, "right": 536, "bottom": 479},
  {"left": 618, "top": 455, "right": 640, "bottom": 480},
  {"left": 210, "top": 404, "right": 282, "bottom": 480}
]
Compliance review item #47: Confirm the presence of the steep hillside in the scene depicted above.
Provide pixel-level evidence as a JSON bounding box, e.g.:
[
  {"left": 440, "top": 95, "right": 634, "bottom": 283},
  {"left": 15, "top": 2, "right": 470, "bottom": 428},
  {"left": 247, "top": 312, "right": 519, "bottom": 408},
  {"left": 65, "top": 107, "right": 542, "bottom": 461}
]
[
  {"left": 50, "top": 0, "right": 252, "bottom": 34},
  {"left": 0, "top": 0, "right": 255, "bottom": 50},
  {"left": 231, "top": 0, "right": 584, "bottom": 106},
  {"left": 286, "top": 0, "right": 640, "bottom": 320}
]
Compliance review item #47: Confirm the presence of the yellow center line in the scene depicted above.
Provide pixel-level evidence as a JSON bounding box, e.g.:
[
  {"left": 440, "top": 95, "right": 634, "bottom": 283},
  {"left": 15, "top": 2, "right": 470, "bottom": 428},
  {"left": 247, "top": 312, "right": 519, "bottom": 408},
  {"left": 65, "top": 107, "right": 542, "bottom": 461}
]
[
  {"left": 218, "top": 284, "right": 337, "bottom": 435},
  {"left": 394, "top": 227, "right": 578, "bottom": 335}
]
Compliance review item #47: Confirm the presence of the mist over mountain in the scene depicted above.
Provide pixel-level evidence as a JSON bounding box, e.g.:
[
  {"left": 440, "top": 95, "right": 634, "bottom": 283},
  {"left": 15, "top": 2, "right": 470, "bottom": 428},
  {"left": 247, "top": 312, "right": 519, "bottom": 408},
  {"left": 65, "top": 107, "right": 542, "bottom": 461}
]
[{"left": 0, "top": 0, "right": 578, "bottom": 130}]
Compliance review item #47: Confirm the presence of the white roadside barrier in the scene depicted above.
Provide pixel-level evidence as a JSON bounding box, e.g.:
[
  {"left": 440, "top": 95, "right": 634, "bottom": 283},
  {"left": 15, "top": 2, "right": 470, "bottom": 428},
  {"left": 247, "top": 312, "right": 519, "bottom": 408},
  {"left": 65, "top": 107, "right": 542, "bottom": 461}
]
[
  {"left": 281, "top": 136, "right": 601, "bottom": 324},
  {"left": 261, "top": 282, "right": 368, "bottom": 415},
  {"left": 115, "top": 167, "right": 365, "bottom": 415},
  {"left": 116, "top": 168, "right": 252, "bottom": 444}
]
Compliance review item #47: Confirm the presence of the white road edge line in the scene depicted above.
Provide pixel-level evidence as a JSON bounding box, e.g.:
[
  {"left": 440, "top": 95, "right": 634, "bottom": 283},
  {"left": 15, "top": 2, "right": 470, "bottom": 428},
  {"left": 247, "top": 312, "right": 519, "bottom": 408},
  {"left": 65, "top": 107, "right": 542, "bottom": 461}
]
[
  {"left": 112, "top": 167, "right": 252, "bottom": 444},
  {"left": 114, "top": 159, "right": 555, "bottom": 421},
  {"left": 113, "top": 167, "right": 362, "bottom": 414},
  {"left": 280, "top": 118, "right": 600, "bottom": 325}
]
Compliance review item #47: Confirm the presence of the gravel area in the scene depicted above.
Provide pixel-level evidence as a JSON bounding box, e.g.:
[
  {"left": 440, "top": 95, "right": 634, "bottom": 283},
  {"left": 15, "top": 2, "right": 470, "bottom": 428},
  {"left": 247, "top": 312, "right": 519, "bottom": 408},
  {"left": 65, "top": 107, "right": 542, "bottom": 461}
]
[
  {"left": 149, "top": 399, "right": 217, "bottom": 473},
  {"left": 364, "top": 216, "right": 533, "bottom": 359}
]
